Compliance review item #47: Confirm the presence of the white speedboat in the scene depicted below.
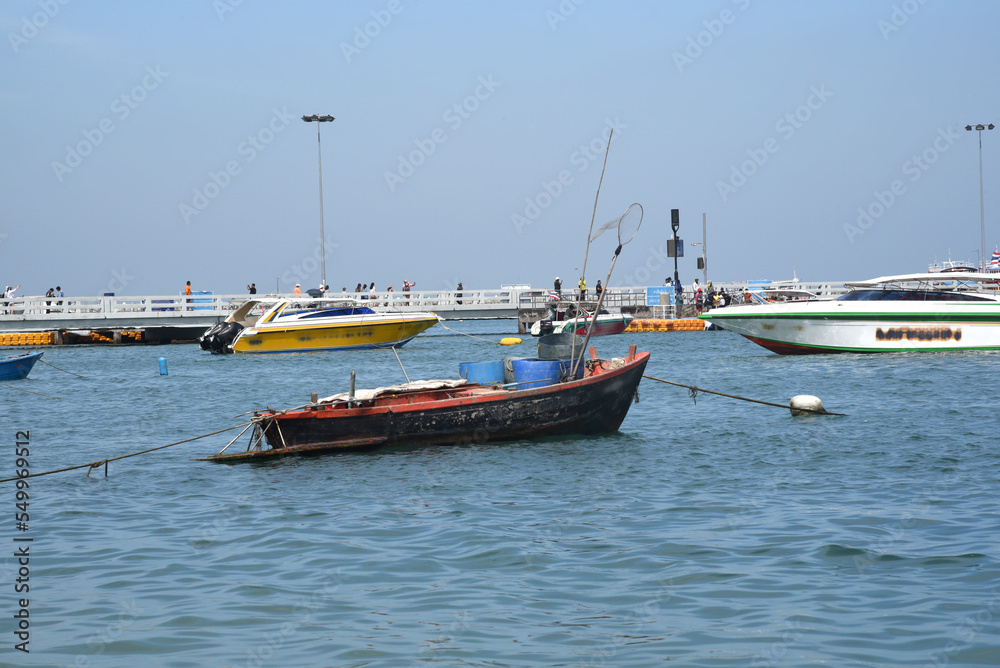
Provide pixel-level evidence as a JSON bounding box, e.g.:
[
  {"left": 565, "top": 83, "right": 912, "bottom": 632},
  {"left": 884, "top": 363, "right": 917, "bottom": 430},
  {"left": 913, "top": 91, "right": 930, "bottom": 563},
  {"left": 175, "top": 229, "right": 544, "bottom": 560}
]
[
  {"left": 700, "top": 272, "right": 1000, "bottom": 354},
  {"left": 529, "top": 305, "right": 633, "bottom": 337},
  {"left": 200, "top": 298, "right": 438, "bottom": 354}
]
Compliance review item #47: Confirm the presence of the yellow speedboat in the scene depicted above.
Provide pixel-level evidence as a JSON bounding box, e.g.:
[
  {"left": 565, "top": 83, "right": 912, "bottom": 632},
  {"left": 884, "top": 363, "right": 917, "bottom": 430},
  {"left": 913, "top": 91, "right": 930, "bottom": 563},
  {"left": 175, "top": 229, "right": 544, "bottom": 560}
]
[{"left": 199, "top": 298, "right": 438, "bottom": 354}]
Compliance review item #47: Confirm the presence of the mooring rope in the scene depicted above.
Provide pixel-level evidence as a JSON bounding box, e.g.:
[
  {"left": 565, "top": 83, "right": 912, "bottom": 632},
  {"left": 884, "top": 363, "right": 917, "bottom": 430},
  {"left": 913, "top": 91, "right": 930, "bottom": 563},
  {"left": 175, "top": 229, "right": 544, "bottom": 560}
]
[
  {"left": 0, "top": 423, "right": 252, "bottom": 483},
  {"left": 642, "top": 374, "right": 846, "bottom": 416},
  {"left": 435, "top": 320, "right": 508, "bottom": 345},
  {"left": 0, "top": 382, "right": 62, "bottom": 400},
  {"left": 38, "top": 358, "right": 86, "bottom": 378}
]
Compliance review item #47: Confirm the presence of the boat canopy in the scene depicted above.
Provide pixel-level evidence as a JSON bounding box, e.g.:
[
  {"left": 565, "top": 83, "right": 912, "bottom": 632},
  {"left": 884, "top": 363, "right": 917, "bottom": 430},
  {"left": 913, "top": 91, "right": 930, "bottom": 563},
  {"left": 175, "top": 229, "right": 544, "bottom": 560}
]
[{"left": 844, "top": 272, "right": 1000, "bottom": 288}]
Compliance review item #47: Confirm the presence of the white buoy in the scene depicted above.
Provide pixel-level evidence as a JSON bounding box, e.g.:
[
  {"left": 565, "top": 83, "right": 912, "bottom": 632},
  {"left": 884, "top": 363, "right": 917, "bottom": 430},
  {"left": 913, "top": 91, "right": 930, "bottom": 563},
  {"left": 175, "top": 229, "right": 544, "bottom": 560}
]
[{"left": 789, "top": 394, "right": 825, "bottom": 416}]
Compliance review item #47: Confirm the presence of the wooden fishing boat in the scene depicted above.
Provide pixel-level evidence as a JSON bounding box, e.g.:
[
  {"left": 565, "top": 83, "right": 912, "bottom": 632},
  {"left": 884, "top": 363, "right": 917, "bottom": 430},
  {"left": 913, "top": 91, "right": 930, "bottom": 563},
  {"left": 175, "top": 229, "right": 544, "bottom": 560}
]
[
  {"left": 0, "top": 351, "right": 43, "bottom": 380},
  {"left": 202, "top": 345, "right": 649, "bottom": 462}
]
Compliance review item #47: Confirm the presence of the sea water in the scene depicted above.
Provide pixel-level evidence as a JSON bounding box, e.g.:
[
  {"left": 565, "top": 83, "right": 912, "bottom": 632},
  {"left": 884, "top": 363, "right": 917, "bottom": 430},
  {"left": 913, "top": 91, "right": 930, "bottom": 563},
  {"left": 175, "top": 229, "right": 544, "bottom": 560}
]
[{"left": 2, "top": 322, "right": 999, "bottom": 667}]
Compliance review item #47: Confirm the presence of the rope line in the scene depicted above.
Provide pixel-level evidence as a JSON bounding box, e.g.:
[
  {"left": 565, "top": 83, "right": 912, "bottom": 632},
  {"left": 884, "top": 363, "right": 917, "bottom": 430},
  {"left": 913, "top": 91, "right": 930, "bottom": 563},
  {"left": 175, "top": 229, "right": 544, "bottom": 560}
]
[
  {"left": 0, "top": 382, "right": 62, "bottom": 400},
  {"left": 435, "top": 321, "right": 506, "bottom": 345},
  {"left": 39, "top": 358, "right": 86, "bottom": 378},
  {"left": 642, "top": 374, "right": 846, "bottom": 416},
  {"left": 0, "top": 423, "right": 251, "bottom": 483}
]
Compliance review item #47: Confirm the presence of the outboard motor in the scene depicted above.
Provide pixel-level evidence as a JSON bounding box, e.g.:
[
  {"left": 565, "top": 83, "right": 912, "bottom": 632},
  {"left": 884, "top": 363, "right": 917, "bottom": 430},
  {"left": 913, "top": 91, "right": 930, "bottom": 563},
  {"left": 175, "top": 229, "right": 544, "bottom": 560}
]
[
  {"left": 538, "top": 320, "right": 554, "bottom": 336},
  {"left": 199, "top": 321, "right": 243, "bottom": 354}
]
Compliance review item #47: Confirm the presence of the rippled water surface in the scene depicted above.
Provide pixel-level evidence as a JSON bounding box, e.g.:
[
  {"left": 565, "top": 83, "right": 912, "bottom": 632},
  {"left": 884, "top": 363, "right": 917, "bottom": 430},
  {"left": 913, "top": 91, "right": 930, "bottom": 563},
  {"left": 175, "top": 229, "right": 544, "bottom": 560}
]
[{"left": 4, "top": 323, "right": 1000, "bottom": 666}]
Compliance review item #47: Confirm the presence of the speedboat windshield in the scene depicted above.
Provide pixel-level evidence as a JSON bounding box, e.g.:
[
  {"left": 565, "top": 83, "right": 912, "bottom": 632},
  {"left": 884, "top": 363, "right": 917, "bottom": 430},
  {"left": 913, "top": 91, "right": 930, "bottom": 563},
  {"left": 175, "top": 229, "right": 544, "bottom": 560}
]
[{"left": 838, "top": 289, "right": 994, "bottom": 302}]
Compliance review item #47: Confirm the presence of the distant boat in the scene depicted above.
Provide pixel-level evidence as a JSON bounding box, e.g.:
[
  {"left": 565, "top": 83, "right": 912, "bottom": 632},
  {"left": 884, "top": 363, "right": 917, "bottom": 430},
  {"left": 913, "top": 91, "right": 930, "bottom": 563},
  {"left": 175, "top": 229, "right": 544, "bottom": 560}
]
[
  {"left": 701, "top": 272, "right": 1000, "bottom": 354},
  {"left": 529, "top": 303, "right": 632, "bottom": 337},
  {"left": 199, "top": 297, "right": 439, "bottom": 354},
  {"left": 0, "top": 351, "right": 43, "bottom": 380}
]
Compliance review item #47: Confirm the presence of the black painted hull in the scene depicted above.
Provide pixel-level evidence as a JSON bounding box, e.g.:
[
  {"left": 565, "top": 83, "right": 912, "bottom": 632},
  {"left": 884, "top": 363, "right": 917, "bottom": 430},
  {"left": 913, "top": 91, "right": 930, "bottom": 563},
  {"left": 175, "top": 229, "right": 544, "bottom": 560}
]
[{"left": 205, "top": 353, "right": 649, "bottom": 461}]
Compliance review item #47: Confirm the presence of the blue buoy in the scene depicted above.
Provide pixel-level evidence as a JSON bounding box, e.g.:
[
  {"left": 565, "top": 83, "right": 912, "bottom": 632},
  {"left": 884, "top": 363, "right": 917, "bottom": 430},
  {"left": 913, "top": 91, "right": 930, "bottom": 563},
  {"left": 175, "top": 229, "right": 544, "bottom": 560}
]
[{"left": 158, "top": 356, "right": 168, "bottom": 375}]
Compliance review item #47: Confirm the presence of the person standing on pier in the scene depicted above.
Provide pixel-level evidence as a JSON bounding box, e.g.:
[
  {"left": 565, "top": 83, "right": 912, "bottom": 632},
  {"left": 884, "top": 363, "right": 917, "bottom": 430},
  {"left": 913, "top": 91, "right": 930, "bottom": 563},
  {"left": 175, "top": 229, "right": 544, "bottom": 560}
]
[
  {"left": 554, "top": 276, "right": 562, "bottom": 297},
  {"left": 595, "top": 280, "right": 603, "bottom": 299},
  {"left": 293, "top": 283, "right": 302, "bottom": 295},
  {"left": 247, "top": 283, "right": 257, "bottom": 294},
  {"left": 578, "top": 276, "right": 587, "bottom": 300},
  {"left": 184, "top": 281, "right": 192, "bottom": 310},
  {"left": 456, "top": 282, "right": 463, "bottom": 305}
]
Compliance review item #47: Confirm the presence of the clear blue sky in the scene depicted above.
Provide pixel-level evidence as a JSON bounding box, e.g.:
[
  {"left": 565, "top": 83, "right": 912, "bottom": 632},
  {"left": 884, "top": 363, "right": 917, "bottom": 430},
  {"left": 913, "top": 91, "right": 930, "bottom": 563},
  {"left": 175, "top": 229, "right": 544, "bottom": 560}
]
[{"left": 3, "top": 1, "right": 999, "bottom": 296}]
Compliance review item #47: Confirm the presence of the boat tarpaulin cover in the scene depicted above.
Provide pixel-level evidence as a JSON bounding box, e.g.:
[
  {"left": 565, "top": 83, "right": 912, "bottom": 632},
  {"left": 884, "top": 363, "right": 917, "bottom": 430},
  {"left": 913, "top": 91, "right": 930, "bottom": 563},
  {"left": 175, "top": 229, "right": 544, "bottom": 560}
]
[{"left": 320, "top": 379, "right": 468, "bottom": 404}]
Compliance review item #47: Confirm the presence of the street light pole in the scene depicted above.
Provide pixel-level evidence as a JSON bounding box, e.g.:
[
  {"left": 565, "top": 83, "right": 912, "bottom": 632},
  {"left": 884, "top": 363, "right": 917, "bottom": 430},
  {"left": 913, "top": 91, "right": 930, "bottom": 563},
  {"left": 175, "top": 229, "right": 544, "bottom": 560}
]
[
  {"left": 302, "top": 114, "right": 335, "bottom": 291},
  {"left": 966, "top": 123, "right": 994, "bottom": 272},
  {"left": 701, "top": 212, "right": 708, "bottom": 287}
]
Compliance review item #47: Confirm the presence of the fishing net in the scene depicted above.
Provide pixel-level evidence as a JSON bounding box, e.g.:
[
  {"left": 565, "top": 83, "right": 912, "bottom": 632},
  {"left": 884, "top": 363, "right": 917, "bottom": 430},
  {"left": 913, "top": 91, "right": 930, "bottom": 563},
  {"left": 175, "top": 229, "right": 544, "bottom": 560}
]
[{"left": 590, "top": 202, "right": 643, "bottom": 247}]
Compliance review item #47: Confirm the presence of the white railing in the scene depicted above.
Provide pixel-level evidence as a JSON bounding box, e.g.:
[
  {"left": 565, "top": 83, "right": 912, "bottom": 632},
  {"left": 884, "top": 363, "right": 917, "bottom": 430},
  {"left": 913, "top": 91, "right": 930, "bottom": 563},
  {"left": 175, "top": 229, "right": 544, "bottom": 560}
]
[{"left": 0, "top": 282, "right": 850, "bottom": 322}]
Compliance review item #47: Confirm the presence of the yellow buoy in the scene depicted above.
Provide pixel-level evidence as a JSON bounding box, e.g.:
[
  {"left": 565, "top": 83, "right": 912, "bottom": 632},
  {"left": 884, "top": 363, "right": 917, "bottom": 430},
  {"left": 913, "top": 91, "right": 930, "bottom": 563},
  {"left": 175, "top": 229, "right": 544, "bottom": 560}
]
[{"left": 500, "top": 337, "right": 522, "bottom": 346}]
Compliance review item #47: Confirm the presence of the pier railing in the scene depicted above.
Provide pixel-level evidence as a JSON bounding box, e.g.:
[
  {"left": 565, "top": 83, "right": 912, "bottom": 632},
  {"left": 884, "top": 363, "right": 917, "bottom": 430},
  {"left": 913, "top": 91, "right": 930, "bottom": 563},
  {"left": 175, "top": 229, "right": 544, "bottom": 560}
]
[{"left": 0, "top": 281, "right": 849, "bottom": 330}]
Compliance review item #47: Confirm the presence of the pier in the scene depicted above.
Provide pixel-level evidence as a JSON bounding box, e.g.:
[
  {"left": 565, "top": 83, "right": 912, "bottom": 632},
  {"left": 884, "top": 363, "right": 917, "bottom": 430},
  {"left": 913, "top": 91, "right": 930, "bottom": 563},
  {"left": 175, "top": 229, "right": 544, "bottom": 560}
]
[{"left": 0, "top": 282, "right": 847, "bottom": 345}]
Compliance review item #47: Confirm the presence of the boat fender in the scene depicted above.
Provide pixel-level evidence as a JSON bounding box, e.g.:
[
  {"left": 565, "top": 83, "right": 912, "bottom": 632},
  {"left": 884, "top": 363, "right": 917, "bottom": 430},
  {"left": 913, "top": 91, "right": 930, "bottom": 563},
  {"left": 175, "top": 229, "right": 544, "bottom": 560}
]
[
  {"left": 500, "top": 337, "right": 522, "bottom": 346},
  {"left": 789, "top": 394, "right": 825, "bottom": 416}
]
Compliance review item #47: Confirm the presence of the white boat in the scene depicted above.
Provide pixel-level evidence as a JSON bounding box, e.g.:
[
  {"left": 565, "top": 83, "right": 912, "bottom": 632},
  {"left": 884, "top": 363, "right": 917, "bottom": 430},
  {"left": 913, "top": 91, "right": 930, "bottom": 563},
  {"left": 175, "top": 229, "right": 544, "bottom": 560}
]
[
  {"left": 529, "top": 305, "right": 633, "bottom": 337},
  {"left": 700, "top": 272, "right": 1000, "bottom": 354},
  {"left": 199, "top": 297, "right": 438, "bottom": 354}
]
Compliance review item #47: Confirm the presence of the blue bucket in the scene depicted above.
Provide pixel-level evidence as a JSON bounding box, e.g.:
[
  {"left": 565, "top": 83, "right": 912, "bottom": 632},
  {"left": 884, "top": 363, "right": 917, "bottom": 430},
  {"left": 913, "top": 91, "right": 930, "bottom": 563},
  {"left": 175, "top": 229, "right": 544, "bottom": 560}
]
[
  {"left": 459, "top": 361, "right": 505, "bottom": 384},
  {"left": 511, "top": 358, "right": 581, "bottom": 390}
]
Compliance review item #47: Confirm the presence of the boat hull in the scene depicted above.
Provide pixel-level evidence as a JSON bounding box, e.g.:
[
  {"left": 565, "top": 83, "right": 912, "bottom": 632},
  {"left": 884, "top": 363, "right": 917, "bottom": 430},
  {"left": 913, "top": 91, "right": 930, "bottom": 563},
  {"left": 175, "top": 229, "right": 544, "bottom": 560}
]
[
  {"left": 232, "top": 315, "right": 438, "bottom": 353},
  {"left": 0, "top": 351, "right": 43, "bottom": 380},
  {"left": 205, "top": 351, "right": 649, "bottom": 461},
  {"left": 533, "top": 314, "right": 633, "bottom": 337},
  {"left": 702, "top": 302, "right": 1000, "bottom": 354}
]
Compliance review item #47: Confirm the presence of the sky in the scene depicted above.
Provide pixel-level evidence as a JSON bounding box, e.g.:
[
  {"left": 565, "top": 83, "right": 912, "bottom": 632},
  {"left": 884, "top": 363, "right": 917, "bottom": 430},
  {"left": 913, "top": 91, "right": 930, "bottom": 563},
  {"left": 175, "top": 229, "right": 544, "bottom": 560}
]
[{"left": 2, "top": 0, "right": 999, "bottom": 297}]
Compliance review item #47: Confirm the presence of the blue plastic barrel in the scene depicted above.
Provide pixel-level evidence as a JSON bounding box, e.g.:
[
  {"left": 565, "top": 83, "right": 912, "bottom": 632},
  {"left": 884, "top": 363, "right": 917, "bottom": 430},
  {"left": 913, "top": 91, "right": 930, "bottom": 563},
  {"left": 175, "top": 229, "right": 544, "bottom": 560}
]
[
  {"left": 502, "top": 356, "right": 530, "bottom": 384},
  {"left": 511, "top": 359, "right": 567, "bottom": 389},
  {"left": 458, "top": 361, "right": 505, "bottom": 384}
]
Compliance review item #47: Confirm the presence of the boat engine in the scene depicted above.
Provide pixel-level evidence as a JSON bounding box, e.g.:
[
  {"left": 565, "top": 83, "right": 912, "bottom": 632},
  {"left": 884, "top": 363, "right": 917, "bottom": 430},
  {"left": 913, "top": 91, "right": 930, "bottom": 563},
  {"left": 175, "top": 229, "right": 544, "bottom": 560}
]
[
  {"left": 538, "top": 320, "right": 554, "bottom": 336},
  {"left": 199, "top": 321, "right": 243, "bottom": 354}
]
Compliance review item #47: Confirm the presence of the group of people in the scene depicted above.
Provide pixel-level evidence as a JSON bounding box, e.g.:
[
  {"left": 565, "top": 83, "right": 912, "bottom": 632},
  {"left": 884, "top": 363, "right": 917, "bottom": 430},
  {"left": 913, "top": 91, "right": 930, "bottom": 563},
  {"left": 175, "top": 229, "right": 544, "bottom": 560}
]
[
  {"left": 1, "top": 284, "right": 65, "bottom": 314},
  {"left": 553, "top": 277, "right": 603, "bottom": 300},
  {"left": 668, "top": 277, "right": 754, "bottom": 313}
]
